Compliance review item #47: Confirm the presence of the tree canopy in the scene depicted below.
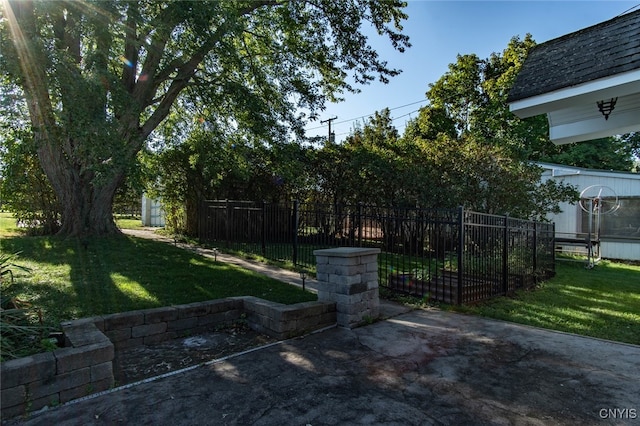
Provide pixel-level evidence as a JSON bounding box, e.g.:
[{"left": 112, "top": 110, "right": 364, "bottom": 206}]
[{"left": 0, "top": 0, "right": 410, "bottom": 235}]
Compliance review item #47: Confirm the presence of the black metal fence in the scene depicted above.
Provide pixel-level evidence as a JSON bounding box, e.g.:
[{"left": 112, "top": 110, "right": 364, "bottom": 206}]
[{"left": 199, "top": 200, "right": 555, "bottom": 305}]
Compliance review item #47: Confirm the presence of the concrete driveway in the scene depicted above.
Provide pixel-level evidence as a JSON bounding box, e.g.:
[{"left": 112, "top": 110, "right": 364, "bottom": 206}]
[{"left": 7, "top": 308, "right": 639, "bottom": 425}]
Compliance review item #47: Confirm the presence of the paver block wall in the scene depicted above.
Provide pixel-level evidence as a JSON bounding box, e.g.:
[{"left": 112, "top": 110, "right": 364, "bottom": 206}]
[
  {"left": 0, "top": 321, "right": 114, "bottom": 419},
  {"left": 1, "top": 297, "right": 336, "bottom": 420}
]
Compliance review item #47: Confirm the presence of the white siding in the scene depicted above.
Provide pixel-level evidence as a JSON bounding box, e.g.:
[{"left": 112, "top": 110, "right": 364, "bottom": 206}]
[
  {"left": 538, "top": 162, "right": 640, "bottom": 261},
  {"left": 141, "top": 194, "right": 166, "bottom": 227}
]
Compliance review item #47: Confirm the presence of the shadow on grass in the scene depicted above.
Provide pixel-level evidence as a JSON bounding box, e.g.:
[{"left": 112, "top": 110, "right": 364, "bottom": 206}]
[
  {"left": 458, "top": 261, "right": 640, "bottom": 344},
  {"left": 1, "top": 234, "right": 315, "bottom": 326}
]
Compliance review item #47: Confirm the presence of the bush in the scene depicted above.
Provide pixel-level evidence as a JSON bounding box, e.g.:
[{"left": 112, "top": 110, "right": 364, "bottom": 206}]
[{"left": 0, "top": 252, "right": 53, "bottom": 361}]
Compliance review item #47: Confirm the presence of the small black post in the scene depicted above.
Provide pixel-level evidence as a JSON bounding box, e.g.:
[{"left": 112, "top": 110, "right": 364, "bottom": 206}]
[
  {"left": 299, "top": 269, "right": 307, "bottom": 292},
  {"left": 532, "top": 221, "right": 538, "bottom": 279},
  {"left": 358, "top": 202, "right": 363, "bottom": 247},
  {"left": 292, "top": 200, "right": 299, "bottom": 266},
  {"left": 261, "top": 201, "right": 267, "bottom": 257},
  {"left": 456, "top": 206, "right": 464, "bottom": 305},
  {"left": 225, "top": 199, "right": 231, "bottom": 248},
  {"left": 502, "top": 215, "right": 509, "bottom": 295},
  {"left": 552, "top": 222, "right": 556, "bottom": 276}
]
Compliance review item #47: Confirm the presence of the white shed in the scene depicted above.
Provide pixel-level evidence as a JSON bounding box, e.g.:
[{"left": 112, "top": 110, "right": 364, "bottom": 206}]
[
  {"left": 538, "top": 162, "right": 640, "bottom": 261},
  {"left": 141, "top": 194, "right": 166, "bottom": 227}
]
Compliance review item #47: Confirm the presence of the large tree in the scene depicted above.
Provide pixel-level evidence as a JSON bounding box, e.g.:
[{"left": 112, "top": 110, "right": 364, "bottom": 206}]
[
  {"left": 426, "top": 35, "right": 638, "bottom": 170},
  {"left": 0, "top": 0, "right": 409, "bottom": 235}
]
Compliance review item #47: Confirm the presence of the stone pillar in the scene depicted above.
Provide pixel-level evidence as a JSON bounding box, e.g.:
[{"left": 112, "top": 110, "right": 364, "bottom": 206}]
[{"left": 313, "top": 247, "right": 381, "bottom": 328}]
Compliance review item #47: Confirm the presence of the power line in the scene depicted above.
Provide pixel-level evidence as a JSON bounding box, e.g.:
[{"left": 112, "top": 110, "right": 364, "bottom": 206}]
[
  {"left": 332, "top": 108, "right": 421, "bottom": 137},
  {"left": 306, "top": 99, "right": 428, "bottom": 132}
]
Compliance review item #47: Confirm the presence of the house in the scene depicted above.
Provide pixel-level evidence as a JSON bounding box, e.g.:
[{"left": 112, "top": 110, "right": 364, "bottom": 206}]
[
  {"left": 537, "top": 162, "right": 640, "bottom": 261},
  {"left": 507, "top": 9, "right": 640, "bottom": 144}
]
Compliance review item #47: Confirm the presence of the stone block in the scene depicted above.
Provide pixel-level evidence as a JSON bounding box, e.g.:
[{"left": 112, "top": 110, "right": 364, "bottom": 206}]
[
  {"left": 29, "top": 368, "right": 90, "bottom": 400},
  {"left": 61, "top": 316, "right": 104, "bottom": 332},
  {"left": 366, "top": 280, "right": 379, "bottom": 290},
  {"left": 132, "top": 322, "right": 167, "bottom": 338},
  {"left": 29, "top": 394, "right": 60, "bottom": 412},
  {"left": 338, "top": 282, "right": 368, "bottom": 295},
  {"left": 104, "top": 328, "right": 131, "bottom": 343},
  {"left": 103, "top": 311, "right": 144, "bottom": 331},
  {"left": 319, "top": 312, "right": 337, "bottom": 325},
  {"left": 270, "top": 318, "right": 295, "bottom": 334},
  {"left": 366, "top": 261, "right": 379, "bottom": 272},
  {"left": 167, "top": 317, "right": 198, "bottom": 331},
  {"left": 317, "top": 281, "right": 337, "bottom": 295},
  {"left": 1, "top": 401, "right": 26, "bottom": 420},
  {"left": 224, "top": 309, "right": 242, "bottom": 322},
  {"left": 206, "top": 298, "right": 243, "bottom": 314},
  {"left": 144, "top": 307, "right": 178, "bottom": 324},
  {"left": 55, "top": 341, "right": 114, "bottom": 374},
  {"left": 316, "top": 272, "right": 329, "bottom": 283},
  {"left": 0, "top": 352, "right": 56, "bottom": 389},
  {"left": 63, "top": 323, "right": 110, "bottom": 347},
  {"left": 91, "top": 377, "right": 114, "bottom": 393},
  {"left": 177, "top": 302, "right": 211, "bottom": 318},
  {"left": 361, "top": 271, "right": 378, "bottom": 284},
  {"left": 1, "top": 385, "right": 26, "bottom": 409},
  {"left": 197, "top": 312, "right": 227, "bottom": 326},
  {"left": 328, "top": 256, "right": 359, "bottom": 266},
  {"left": 90, "top": 362, "right": 113, "bottom": 382},
  {"left": 329, "top": 273, "right": 362, "bottom": 286},
  {"left": 336, "top": 312, "right": 351, "bottom": 327},
  {"left": 317, "top": 292, "right": 336, "bottom": 303},
  {"left": 244, "top": 298, "right": 281, "bottom": 317},
  {"left": 358, "top": 254, "right": 378, "bottom": 265},
  {"left": 59, "top": 383, "right": 91, "bottom": 403}
]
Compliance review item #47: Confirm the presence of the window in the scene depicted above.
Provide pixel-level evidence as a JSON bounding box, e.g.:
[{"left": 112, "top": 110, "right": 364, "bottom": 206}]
[{"left": 580, "top": 197, "right": 640, "bottom": 239}]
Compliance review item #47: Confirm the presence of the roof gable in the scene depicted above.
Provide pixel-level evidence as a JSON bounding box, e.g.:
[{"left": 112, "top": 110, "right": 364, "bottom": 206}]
[{"left": 507, "top": 9, "right": 640, "bottom": 103}]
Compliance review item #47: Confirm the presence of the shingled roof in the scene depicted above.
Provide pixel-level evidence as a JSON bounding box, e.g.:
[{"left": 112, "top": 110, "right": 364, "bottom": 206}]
[{"left": 507, "top": 9, "right": 640, "bottom": 103}]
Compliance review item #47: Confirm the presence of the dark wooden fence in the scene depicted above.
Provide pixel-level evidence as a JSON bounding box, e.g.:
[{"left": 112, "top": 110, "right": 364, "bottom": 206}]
[{"left": 199, "top": 200, "right": 555, "bottom": 305}]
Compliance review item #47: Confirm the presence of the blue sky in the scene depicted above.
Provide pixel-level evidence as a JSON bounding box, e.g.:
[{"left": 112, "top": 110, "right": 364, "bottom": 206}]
[{"left": 304, "top": 1, "right": 640, "bottom": 140}]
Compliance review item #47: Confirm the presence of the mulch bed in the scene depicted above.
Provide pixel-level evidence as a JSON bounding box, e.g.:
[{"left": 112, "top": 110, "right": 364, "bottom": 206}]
[{"left": 113, "top": 324, "right": 277, "bottom": 385}]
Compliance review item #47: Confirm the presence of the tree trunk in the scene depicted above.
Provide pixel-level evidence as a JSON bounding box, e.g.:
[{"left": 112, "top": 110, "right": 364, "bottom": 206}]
[
  {"left": 55, "top": 171, "right": 122, "bottom": 236},
  {"left": 36, "top": 142, "right": 123, "bottom": 236}
]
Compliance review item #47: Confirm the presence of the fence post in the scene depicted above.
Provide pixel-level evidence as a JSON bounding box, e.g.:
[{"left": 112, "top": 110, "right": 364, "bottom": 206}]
[
  {"left": 357, "top": 202, "right": 363, "bottom": 247},
  {"left": 502, "top": 215, "right": 509, "bottom": 295},
  {"left": 225, "top": 199, "right": 231, "bottom": 248},
  {"left": 261, "top": 201, "right": 267, "bottom": 257},
  {"left": 457, "top": 206, "right": 464, "bottom": 305},
  {"left": 532, "top": 221, "right": 537, "bottom": 277},
  {"left": 292, "top": 200, "right": 299, "bottom": 266},
  {"left": 198, "top": 200, "right": 204, "bottom": 242},
  {"left": 552, "top": 222, "right": 556, "bottom": 275}
]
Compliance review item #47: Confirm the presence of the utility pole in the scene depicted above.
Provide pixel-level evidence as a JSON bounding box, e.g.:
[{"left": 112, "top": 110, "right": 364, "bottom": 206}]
[{"left": 320, "top": 116, "right": 338, "bottom": 143}]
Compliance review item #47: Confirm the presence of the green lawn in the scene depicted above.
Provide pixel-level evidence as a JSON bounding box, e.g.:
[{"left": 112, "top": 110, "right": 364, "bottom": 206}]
[
  {"left": 2, "top": 211, "right": 639, "bottom": 352},
  {"left": 1, "top": 213, "right": 316, "bottom": 358},
  {"left": 453, "top": 259, "right": 640, "bottom": 345},
  {"left": 114, "top": 215, "right": 145, "bottom": 230}
]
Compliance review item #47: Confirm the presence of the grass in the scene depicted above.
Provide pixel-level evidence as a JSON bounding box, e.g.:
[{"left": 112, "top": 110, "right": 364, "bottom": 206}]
[
  {"left": 2, "top": 211, "right": 639, "bottom": 349},
  {"left": 0, "top": 213, "right": 315, "bottom": 341},
  {"left": 452, "top": 259, "right": 640, "bottom": 345},
  {"left": 114, "top": 214, "right": 144, "bottom": 230}
]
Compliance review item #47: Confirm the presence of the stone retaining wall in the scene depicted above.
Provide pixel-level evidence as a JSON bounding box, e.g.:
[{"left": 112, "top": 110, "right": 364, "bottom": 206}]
[{"left": 1, "top": 297, "right": 336, "bottom": 420}]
